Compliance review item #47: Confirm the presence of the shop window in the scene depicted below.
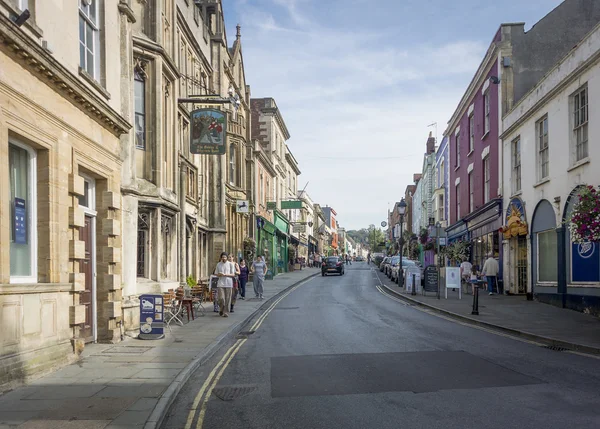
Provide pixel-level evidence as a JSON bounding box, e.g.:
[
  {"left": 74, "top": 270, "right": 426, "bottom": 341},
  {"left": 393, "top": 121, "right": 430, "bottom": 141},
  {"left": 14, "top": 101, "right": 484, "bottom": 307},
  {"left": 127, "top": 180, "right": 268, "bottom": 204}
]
[
  {"left": 9, "top": 142, "right": 37, "bottom": 283},
  {"left": 537, "top": 229, "right": 557, "bottom": 283}
]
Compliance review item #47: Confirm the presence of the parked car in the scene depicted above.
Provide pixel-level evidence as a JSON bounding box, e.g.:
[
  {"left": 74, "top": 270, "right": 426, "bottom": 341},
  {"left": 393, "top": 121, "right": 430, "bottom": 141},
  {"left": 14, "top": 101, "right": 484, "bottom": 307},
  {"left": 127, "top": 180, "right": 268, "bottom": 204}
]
[
  {"left": 322, "top": 256, "right": 345, "bottom": 276},
  {"left": 392, "top": 259, "right": 418, "bottom": 284},
  {"left": 387, "top": 256, "right": 400, "bottom": 278},
  {"left": 379, "top": 256, "right": 391, "bottom": 273}
]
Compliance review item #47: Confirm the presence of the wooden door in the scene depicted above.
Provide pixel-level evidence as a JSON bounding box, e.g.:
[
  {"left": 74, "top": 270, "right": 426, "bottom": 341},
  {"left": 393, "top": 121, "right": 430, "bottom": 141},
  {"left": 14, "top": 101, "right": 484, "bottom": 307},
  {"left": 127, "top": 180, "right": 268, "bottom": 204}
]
[{"left": 79, "top": 215, "right": 94, "bottom": 342}]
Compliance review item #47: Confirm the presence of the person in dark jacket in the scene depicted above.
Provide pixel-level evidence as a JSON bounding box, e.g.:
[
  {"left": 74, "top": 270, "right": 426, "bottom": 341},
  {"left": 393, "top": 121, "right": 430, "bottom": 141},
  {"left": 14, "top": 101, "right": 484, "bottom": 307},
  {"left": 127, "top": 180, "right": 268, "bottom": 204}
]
[{"left": 238, "top": 259, "right": 249, "bottom": 300}]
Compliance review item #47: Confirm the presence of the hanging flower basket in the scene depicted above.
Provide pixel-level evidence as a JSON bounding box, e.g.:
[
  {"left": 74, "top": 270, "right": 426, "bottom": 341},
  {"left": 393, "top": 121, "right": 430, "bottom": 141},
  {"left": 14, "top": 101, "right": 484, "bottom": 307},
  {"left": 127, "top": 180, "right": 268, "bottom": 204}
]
[{"left": 569, "top": 185, "right": 600, "bottom": 243}]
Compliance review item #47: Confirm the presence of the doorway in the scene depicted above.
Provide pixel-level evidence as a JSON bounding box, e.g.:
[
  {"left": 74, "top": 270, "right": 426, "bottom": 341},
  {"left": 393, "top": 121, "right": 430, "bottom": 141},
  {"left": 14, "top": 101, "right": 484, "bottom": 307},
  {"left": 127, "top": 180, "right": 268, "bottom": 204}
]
[
  {"left": 511, "top": 235, "right": 527, "bottom": 294},
  {"left": 78, "top": 175, "right": 97, "bottom": 343}
]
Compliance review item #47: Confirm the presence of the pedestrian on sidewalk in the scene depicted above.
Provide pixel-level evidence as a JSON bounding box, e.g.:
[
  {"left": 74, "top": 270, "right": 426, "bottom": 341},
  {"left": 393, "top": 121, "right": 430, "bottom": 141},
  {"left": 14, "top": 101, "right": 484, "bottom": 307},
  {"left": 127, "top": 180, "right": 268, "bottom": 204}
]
[
  {"left": 228, "top": 254, "right": 241, "bottom": 313},
  {"left": 481, "top": 253, "right": 499, "bottom": 295},
  {"left": 238, "top": 259, "right": 249, "bottom": 300},
  {"left": 460, "top": 258, "right": 472, "bottom": 293},
  {"left": 215, "top": 252, "right": 235, "bottom": 317},
  {"left": 251, "top": 256, "right": 268, "bottom": 299}
]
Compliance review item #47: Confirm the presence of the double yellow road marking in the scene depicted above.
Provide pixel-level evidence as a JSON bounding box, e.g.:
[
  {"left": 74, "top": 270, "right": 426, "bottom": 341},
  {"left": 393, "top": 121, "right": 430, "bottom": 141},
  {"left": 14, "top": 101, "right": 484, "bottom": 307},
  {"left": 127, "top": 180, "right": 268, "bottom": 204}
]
[{"left": 184, "top": 277, "right": 313, "bottom": 429}]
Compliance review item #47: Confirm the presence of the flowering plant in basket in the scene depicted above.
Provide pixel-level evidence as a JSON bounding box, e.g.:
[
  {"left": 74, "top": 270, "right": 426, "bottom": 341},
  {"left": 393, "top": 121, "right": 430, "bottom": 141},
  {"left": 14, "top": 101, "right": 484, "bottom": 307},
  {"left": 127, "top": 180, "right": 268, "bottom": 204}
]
[{"left": 569, "top": 185, "right": 600, "bottom": 243}]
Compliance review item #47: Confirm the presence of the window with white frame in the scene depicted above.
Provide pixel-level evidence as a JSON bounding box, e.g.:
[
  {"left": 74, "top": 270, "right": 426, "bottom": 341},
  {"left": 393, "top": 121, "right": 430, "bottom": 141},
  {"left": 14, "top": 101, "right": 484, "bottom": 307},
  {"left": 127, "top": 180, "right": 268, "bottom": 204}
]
[
  {"left": 469, "top": 114, "right": 474, "bottom": 152},
  {"left": 483, "top": 156, "right": 490, "bottom": 203},
  {"left": 484, "top": 91, "right": 490, "bottom": 135},
  {"left": 468, "top": 171, "right": 474, "bottom": 212},
  {"left": 511, "top": 137, "right": 521, "bottom": 195},
  {"left": 229, "top": 143, "right": 236, "bottom": 185},
  {"left": 79, "top": 0, "right": 100, "bottom": 80},
  {"left": 455, "top": 132, "right": 460, "bottom": 168},
  {"left": 456, "top": 183, "right": 461, "bottom": 221},
  {"left": 537, "top": 116, "right": 549, "bottom": 180},
  {"left": 572, "top": 85, "right": 588, "bottom": 162},
  {"left": 18, "top": 0, "right": 29, "bottom": 11},
  {"left": 9, "top": 142, "right": 37, "bottom": 283},
  {"left": 438, "top": 160, "right": 444, "bottom": 188},
  {"left": 438, "top": 194, "right": 444, "bottom": 221}
]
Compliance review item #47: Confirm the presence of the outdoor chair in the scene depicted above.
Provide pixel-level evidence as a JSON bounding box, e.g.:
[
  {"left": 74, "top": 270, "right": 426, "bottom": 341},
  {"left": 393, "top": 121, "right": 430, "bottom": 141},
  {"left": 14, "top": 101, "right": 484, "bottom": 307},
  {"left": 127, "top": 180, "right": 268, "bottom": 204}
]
[
  {"left": 191, "top": 284, "right": 206, "bottom": 316},
  {"left": 163, "top": 291, "right": 183, "bottom": 332}
]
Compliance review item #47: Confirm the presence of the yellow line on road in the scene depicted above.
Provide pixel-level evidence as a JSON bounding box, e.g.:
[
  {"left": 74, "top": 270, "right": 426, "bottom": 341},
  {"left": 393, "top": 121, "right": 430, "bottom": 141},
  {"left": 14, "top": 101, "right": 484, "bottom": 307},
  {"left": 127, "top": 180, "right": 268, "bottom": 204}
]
[
  {"left": 186, "top": 275, "right": 315, "bottom": 429},
  {"left": 183, "top": 338, "right": 245, "bottom": 429},
  {"left": 195, "top": 338, "right": 247, "bottom": 428}
]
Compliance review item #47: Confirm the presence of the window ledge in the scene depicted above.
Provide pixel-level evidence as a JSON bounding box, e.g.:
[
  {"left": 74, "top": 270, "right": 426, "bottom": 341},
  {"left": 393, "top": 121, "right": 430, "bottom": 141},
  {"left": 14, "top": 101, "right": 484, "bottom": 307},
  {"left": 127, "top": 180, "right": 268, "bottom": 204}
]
[
  {"left": 533, "top": 177, "right": 550, "bottom": 188},
  {"left": 567, "top": 157, "right": 590, "bottom": 172},
  {"left": 481, "top": 131, "right": 490, "bottom": 141},
  {"left": 511, "top": 190, "right": 523, "bottom": 198},
  {"left": 467, "top": 149, "right": 474, "bottom": 157},
  {"left": 78, "top": 68, "right": 111, "bottom": 100}
]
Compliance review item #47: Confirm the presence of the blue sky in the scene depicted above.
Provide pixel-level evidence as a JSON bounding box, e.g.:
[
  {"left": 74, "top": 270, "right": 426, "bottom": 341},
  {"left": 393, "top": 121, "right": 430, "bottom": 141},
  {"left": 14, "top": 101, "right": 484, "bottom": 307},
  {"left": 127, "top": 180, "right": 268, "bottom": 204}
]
[{"left": 223, "top": 0, "right": 564, "bottom": 230}]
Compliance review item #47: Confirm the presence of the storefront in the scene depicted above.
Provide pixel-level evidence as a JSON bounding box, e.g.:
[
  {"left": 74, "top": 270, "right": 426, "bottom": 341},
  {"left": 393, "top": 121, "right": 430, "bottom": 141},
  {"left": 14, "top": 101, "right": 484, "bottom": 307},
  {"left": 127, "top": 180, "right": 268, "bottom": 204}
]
[
  {"left": 257, "top": 216, "right": 276, "bottom": 274},
  {"left": 466, "top": 199, "right": 502, "bottom": 274},
  {"left": 501, "top": 198, "right": 529, "bottom": 294},
  {"left": 274, "top": 211, "right": 289, "bottom": 274},
  {"left": 308, "top": 235, "right": 318, "bottom": 257}
]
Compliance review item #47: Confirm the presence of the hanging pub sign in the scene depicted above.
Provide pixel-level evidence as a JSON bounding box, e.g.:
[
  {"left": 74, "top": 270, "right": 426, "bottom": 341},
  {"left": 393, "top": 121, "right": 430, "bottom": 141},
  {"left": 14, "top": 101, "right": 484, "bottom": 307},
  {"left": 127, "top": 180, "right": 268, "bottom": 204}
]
[
  {"left": 190, "top": 108, "right": 227, "bottom": 155},
  {"left": 14, "top": 198, "right": 27, "bottom": 244}
]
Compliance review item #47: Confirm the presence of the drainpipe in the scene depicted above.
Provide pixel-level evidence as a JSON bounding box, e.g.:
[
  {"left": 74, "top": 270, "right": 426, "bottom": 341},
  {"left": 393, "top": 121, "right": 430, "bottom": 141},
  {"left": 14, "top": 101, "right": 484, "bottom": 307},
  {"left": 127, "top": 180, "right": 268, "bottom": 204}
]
[{"left": 180, "top": 161, "right": 186, "bottom": 284}]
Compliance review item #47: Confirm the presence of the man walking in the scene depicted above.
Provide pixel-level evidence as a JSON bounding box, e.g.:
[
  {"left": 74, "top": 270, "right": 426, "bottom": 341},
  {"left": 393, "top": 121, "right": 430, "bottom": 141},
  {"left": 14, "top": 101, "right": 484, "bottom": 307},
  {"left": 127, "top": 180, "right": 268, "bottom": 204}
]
[
  {"left": 251, "top": 256, "right": 268, "bottom": 299},
  {"left": 481, "top": 253, "right": 499, "bottom": 295},
  {"left": 215, "top": 252, "right": 235, "bottom": 317}
]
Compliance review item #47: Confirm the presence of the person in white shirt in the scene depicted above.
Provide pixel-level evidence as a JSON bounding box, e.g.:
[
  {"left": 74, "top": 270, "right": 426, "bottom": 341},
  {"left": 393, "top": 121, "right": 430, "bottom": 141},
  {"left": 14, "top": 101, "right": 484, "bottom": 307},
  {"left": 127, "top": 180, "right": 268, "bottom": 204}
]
[
  {"left": 460, "top": 258, "right": 473, "bottom": 292},
  {"left": 481, "top": 254, "right": 500, "bottom": 295},
  {"left": 215, "top": 252, "right": 235, "bottom": 317}
]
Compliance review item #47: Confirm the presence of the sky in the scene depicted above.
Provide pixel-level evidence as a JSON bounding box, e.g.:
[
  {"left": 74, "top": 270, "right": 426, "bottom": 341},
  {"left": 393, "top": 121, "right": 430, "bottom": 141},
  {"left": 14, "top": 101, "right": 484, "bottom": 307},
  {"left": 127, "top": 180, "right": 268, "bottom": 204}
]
[{"left": 223, "top": 0, "right": 564, "bottom": 230}]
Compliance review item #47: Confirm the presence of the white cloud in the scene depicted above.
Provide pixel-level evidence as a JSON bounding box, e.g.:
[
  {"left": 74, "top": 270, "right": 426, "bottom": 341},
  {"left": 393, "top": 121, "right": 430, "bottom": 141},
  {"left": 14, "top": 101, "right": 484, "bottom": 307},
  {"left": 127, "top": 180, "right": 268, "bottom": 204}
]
[{"left": 230, "top": 0, "right": 487, "bottom": 229}]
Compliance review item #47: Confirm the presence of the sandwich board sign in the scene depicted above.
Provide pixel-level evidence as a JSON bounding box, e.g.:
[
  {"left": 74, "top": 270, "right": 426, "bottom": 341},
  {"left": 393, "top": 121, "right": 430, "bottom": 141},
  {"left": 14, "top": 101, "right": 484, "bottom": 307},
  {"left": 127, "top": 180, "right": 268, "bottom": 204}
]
[{"left": 139, "top": 294, "right": 165, "bottom": 339}]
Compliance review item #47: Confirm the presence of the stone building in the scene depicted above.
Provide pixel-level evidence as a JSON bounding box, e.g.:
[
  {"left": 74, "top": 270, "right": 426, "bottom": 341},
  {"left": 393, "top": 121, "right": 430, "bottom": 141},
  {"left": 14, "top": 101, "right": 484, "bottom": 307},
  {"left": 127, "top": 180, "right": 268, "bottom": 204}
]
[
  {"left": 0, "top": 0, "right": 130, "bottom": 387},
  {"left": 251, "top": 97, "right": 292, "bottom": 274},
  {"left": 501, "top": 22, "right": 600, "bottom": 313}
]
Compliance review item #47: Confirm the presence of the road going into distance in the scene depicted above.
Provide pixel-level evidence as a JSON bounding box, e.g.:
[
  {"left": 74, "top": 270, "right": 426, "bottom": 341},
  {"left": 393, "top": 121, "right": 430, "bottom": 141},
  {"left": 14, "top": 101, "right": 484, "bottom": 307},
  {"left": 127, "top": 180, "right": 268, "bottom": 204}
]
[{"left": 162, "top": 262, "right": 600, "bottom": 429}]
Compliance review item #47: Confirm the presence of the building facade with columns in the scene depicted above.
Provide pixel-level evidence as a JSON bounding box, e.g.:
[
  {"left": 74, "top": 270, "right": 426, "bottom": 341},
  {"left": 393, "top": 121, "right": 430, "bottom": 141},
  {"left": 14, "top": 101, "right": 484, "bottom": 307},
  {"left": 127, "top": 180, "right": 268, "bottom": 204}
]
[{"left": 0, "top": 0, "right": 130, "bottom": 387}]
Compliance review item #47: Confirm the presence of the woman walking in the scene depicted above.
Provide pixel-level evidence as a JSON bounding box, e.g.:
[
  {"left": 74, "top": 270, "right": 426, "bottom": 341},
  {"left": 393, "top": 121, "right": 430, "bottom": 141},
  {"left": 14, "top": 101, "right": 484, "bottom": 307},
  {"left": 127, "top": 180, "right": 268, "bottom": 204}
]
[{"left": 238, "top": 259, "right": 249, "bottom": 300}]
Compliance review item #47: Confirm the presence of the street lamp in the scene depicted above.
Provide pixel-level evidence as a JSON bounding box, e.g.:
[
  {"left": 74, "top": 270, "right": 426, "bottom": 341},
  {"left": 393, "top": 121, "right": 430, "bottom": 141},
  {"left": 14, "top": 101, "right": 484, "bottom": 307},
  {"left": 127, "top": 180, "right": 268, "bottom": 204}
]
[
  {"left": 256, "top": 217, "right": 265, "bottom": 259},
  {"left": 397, "top": 199, "right": 407, "bottom": 288}
]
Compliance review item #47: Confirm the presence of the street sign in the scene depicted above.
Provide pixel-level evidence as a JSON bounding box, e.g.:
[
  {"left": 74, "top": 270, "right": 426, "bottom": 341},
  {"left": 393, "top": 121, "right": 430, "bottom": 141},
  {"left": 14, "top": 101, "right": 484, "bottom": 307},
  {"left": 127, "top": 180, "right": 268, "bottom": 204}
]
[
  {"left": 445, "top": 267, "right": 462, "bottom": 299},
  {"left": 405, "top": 266, "right": 421, "bottom": 294},
  {"left": 293, "top": 224, "right": 306, "bottom": 233},
  {"left": 138, "top": 294, "right": 165, "bottom": 340},
  {"left": 381, "top": 221, "right": 387, "bottom": 227},
  {"left": 281, "top": 200, "right": 303, "bottom": 209},
  {"left": 236, "top": 200, "right": 249, "bottom": 213},
  {"left": 190, "top": 109, "right": 227, "bottom": 155}
]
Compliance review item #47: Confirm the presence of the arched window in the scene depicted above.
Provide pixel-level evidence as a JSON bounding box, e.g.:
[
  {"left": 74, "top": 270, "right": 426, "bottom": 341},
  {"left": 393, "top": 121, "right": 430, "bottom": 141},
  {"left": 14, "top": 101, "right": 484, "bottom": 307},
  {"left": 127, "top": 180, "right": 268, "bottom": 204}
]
[{"left": 229, "top": 143, "right": 236, "bottom": 185}]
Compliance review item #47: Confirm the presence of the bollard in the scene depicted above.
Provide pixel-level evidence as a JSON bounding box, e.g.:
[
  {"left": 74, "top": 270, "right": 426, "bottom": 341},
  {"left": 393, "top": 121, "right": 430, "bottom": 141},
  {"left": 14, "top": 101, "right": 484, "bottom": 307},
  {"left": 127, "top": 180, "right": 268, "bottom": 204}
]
[
  {"left": 412, "top": 273, "right": 416, "bottom": 296},
  {"left": 471, "top": 282, "right": 479, "bottom": 315}
]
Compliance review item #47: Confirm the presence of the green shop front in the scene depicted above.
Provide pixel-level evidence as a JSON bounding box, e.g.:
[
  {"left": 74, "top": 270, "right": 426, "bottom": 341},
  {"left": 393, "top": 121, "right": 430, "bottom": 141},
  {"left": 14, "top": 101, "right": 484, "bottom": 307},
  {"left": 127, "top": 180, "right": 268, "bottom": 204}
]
[
  {"left": 257, "top": 216, "right": 276, "bottom": 276},
  {"left": 274, "top": 211, "right": 290, "bottom": 274}
]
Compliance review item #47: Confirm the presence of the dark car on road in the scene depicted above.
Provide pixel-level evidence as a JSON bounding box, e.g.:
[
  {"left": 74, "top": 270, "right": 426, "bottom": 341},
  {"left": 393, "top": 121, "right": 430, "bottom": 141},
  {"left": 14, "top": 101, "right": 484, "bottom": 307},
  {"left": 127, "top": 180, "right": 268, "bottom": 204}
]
[{"left": 322, "top": 256, "right": 345, "bottom": 276}]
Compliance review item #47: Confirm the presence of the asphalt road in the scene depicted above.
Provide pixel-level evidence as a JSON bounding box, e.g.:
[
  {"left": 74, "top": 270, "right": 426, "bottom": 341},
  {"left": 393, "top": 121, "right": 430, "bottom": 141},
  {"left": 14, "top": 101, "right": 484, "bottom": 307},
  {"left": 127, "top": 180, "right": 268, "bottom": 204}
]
[{"left": 162, "top": 262, "right": 600, "bottom": 429}]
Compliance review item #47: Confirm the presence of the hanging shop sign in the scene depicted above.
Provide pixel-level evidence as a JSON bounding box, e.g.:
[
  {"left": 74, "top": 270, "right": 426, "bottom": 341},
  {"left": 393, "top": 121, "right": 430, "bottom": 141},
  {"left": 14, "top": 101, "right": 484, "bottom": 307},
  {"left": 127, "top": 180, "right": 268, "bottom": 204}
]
[
  {"left": 190, "top": 109, "right": 227, "bottom": 155},
  {"left": 14, "top": 198, "right": 27, "bottom": 244},
  {"left": 281, "top": 200, "right": 303, "bottom": 210},
  {"left": 236, "top": 200, "right": 249, "bottom": 213}
]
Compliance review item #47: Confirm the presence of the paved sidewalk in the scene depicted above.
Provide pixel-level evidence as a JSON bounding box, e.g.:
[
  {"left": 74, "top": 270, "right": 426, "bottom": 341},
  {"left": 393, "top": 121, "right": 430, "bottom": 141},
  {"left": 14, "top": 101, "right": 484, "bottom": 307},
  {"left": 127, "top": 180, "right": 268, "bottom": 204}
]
[
  {"left": 0, "top": 269, "right": 319, "bottom": 429},
  {"left": 378, "top": 272, "right": 600, "bottom": 355}
]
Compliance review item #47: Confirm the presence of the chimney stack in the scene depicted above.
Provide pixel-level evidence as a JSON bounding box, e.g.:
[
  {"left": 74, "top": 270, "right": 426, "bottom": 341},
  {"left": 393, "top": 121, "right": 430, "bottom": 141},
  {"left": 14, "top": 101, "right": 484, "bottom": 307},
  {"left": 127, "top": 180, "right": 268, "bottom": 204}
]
[{"left": 426, "top": 131, "right": 436, "bottom": 154}]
